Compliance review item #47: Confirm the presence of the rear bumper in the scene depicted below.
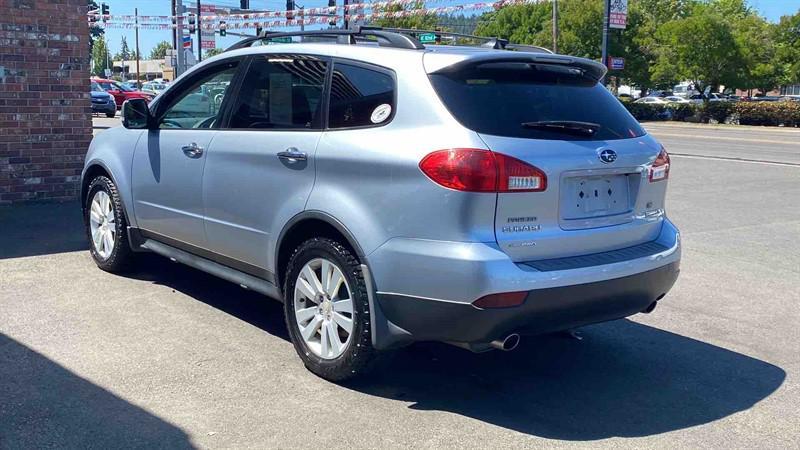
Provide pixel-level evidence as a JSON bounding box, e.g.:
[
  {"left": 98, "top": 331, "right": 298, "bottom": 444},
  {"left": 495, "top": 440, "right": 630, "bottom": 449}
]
[
  {"left": 376, "top": 261, "right": 679, "bottom": 344},
  {"left": 367, "top": 218, "right": 681, "bottom": 348}
]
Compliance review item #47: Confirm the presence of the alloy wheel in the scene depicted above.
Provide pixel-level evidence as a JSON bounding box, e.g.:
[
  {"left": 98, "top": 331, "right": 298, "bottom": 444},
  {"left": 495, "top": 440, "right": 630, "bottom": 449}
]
[
  {"left": 293, "top": 258, "right": 354, "bottom": 359},
  {"left": 89, "top": 190, "right": 116, "bottom": 260}
]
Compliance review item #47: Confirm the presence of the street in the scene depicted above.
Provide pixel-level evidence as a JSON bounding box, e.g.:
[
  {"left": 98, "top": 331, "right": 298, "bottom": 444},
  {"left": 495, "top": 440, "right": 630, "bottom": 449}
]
[{"left": 1, "top": 121, "right": 799, "bottom": 448}]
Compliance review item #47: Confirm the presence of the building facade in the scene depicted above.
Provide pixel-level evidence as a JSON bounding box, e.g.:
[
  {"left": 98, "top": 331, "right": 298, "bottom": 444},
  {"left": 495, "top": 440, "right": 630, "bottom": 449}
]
[{"left": 0, "top": 0, "right": 91, "bottom": 204}]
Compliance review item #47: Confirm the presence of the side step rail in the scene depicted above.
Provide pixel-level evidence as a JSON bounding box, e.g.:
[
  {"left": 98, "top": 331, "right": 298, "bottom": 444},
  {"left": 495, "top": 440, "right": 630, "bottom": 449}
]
[{"left": 141, "top": 238, "right": 283, "bottom": 302}]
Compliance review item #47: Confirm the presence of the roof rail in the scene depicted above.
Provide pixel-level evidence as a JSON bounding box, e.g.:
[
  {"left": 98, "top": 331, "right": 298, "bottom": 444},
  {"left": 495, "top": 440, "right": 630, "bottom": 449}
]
[
  {"left": 225, "top": 27, "right": 424, "bottom": 52},
  {"left": 224, "top": 26, "right": 555, "bottom": 55}
]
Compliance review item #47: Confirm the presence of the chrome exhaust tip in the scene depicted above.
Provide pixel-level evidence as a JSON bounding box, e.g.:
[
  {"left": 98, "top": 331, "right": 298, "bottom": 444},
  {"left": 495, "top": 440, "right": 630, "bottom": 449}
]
[{"left": 490, "top": 333, "right": 520, "bottom": 352}]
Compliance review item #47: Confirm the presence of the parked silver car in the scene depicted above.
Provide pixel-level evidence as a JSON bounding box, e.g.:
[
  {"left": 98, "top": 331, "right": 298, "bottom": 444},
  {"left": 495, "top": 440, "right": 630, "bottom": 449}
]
[{"left": 81, "top": 28, "right": 680, "bottom": 381}]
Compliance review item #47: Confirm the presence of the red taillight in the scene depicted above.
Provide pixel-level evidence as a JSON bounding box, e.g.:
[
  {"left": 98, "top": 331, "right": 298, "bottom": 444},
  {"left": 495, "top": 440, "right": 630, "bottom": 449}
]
[
  {"left": 649, "top": 147, "right": 670, "bottom": 182},
  {"left": 473, "top": 291, "right": 528, "bottom": 309},
  {"left": 419, "top": 149, "right": 546, "bottom": 193}
]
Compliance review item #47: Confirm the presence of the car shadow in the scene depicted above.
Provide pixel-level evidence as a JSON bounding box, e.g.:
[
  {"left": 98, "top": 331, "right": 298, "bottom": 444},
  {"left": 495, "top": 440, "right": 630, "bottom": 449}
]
[
  {"left": 0, "top": 202, "right": 87, "bottom": 259},
  {"left": 0, "top": 333, "right": 193, "bottom": 448},
  {"left": 124, "top": 256, "right": 785, "bottom": 441}
]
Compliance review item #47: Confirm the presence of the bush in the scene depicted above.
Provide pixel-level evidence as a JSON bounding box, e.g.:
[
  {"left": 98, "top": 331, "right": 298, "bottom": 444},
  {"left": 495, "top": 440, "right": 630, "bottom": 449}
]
[
  {"left": 622, "top": 102, "right": 699, "bottom": 122},
  {"left": 733, "top": 101, "right": 800, "bottom": 127},
  {"left": 622, "top": 100, "right": 800, "bottom": 127},
  {"left": 694, "top": 102, "right": 732, "bottom": 123}
]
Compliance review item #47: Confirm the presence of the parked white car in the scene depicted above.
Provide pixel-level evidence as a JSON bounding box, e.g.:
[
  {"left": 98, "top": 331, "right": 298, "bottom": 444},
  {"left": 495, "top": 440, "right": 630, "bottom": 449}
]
[{"left": 634, "top": 97, "right": 669, "bottom": 104}]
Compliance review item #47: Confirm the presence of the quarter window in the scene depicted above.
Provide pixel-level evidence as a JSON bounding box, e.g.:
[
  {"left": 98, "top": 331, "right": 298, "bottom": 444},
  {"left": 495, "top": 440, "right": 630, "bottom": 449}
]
[
  {"left": 328, "top": 63, "right": 395, "bottom": 129},
  {"left": 228, "top": 55, "right": 327, "bottom": 129},
  {"left": 158, "top": 62, "right": 238, "bottom": 129}
]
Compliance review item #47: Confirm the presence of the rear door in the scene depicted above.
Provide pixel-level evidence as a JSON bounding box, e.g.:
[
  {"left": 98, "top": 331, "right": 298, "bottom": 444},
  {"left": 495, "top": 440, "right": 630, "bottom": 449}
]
[
  {"left": 428, "top": 60, "right": 669, "bottom": 262},
  {"left": 202, "top": 54, "right": 327, "bottom": 277}
]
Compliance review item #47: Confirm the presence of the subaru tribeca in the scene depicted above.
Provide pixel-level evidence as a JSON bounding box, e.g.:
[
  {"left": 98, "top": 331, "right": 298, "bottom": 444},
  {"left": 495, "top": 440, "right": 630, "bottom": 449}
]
[{"left": 81, "top": 29, "right": 680, "bottom": 381}]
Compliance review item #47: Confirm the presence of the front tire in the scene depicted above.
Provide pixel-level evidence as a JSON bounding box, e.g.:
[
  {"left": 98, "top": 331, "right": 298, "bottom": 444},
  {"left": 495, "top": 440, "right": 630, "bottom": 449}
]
[
  {"left": 105, "top": 111, "right": 115, "bottom": 118},
  {"left": 284, "top": 238, "right": 376, "bottom": 381},
  {"left": 85, "top": 176, "right": 134, "bottom": 272}
]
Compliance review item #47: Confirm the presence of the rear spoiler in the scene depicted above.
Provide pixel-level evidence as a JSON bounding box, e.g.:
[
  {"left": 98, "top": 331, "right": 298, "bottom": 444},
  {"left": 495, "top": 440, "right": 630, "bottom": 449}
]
[{"left": 428, "top": 53, "right": 607, "bottom": 82}]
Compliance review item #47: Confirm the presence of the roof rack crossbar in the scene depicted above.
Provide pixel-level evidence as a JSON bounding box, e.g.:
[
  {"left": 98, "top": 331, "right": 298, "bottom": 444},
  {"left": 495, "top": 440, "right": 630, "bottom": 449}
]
[{"left": 225, "top": 27, "right": 424, "bottom": 52}]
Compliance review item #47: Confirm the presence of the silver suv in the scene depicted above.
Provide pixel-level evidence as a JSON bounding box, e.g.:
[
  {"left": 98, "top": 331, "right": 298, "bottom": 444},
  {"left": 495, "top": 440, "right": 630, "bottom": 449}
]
[{"left": 82, "top": 29, "right": 680, "bottom": 381}]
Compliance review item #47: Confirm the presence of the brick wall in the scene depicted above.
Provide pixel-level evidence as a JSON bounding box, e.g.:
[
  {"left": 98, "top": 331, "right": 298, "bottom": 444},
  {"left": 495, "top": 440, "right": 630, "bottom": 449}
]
[{"left": 0, "top": 0, "right": 91, "bottom": 204}]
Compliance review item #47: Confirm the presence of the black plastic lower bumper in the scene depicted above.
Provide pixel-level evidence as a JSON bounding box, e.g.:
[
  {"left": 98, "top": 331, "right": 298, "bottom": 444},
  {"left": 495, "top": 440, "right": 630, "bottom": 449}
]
[{"left": 376, "top": 262, "right": 680, "bottom": 344}]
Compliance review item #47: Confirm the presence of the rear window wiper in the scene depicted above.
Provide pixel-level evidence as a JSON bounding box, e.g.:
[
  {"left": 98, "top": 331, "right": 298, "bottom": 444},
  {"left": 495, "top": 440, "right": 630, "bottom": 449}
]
[{"left": 521, "top": 120, "right": 601, "bottom": 136}]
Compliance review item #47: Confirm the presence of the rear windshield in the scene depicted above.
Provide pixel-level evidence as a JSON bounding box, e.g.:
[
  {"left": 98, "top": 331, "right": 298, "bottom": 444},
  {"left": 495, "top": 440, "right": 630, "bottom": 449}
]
[{"left": 429, "top": 62, "right": 645, "bottom": 141}]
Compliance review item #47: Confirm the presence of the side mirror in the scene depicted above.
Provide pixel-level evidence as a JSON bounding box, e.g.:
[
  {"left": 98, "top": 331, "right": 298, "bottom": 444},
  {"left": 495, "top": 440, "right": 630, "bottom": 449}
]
[{"left": 122, "top": 99, "right": 152, "bottom": 129}]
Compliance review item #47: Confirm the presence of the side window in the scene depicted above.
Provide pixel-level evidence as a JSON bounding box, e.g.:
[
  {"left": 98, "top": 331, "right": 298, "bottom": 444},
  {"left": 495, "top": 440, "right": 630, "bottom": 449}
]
[
  {"left": 228, "top": 55, "right": 327, "bottom": 129},
  {"left": 328, "top": 63, "right": 395, "bottom": 129},
  {"left": 159, "top": 62, "right": 238, "bottom": 129}
]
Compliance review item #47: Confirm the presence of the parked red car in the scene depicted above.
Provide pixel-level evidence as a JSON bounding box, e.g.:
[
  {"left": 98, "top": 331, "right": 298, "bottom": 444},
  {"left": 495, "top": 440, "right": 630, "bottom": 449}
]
[{"left": 91, "top": 78, "right": 154, "bottom": 109}]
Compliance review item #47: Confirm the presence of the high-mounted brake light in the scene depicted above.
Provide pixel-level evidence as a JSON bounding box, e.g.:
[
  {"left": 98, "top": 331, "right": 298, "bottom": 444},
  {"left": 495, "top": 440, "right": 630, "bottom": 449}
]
[
  {"left": 649, "top": 147, "right": 670, "bottom": 182},
  {"left": 419, "top": 149, "right": 547, "bottom": 193}
]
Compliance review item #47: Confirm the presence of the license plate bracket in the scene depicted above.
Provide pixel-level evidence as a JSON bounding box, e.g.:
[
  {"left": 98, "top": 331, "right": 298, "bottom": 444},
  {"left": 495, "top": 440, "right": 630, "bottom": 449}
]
[{"left": 561, "top": 174, "right": 631, "bottom": 220}]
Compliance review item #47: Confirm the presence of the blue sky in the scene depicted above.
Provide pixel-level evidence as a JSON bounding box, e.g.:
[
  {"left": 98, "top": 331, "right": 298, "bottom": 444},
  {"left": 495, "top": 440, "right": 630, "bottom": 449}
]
[{"left": 100, "top": 0, "right": 800, "bottom": 58}]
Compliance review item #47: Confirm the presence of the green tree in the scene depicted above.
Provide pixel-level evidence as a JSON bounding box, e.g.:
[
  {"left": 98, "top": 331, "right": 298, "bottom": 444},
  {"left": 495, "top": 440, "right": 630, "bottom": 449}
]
[
  {"left": 114, "top": 36, "right": 131, "bottom": 61},
  {"left": 369, "top": 1, "right": 438, "bottom": 30},
  {"left": 733, "top": 14, "right": 781, "bottom": 94},
  {"left": 204, "top": 48, "right": 225, "bottom": 57},
  {"left": 651, "top": 8, "right": 742, "bottom": 96},
  {"left": 149, "top": 41, "right": 172, "bottom": 60},
  {"left": 474, "top": 2, "right": 552, "bottom": 48},
  {"left": 91, "top": 35, "right": 110, "bottom": 77},
  {"left": 775, "top": 10, "right": 800, "bottom": 86},
  {"left": 88, "top": 0, "right": 104, "bottom": 51}
]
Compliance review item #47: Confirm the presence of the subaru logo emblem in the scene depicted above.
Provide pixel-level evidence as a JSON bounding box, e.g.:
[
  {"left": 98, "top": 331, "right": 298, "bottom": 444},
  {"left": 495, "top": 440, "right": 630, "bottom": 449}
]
[{"left": 598, "top": 149, "right": 617, "bottom": 164}]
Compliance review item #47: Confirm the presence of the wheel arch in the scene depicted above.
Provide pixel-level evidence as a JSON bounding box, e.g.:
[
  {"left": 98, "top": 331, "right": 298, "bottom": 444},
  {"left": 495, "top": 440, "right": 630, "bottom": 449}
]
[
  {"left": 275, "top": 211, "right": 367, "bottom": 295},
  {"left": 81, "top": 161, "right": 134, "bottom": 227}
]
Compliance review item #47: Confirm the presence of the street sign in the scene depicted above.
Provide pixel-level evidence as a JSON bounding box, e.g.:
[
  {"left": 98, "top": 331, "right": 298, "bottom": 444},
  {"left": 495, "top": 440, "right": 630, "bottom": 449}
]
[
  {"left": 608, "top": 56, "right": 624, "bottom": 70},
  {"left": 419, "top": 33, "right": 436, "bottom": 44},
  {"left": 104, "top": 68, "right": 112, "bottom": 77},
  {"left": 609, "top": 0, "right": 628, "bottom": 29},
  {"left": 269, "top": 36, "right": 293, "bottom": 43}
]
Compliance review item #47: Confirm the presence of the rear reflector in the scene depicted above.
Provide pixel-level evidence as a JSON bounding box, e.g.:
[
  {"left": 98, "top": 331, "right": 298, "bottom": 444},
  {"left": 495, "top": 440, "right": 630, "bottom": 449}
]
[
  {"left": 649, "top": 147, "right": 670, "bottom": 182},
  {"left": 419, "top": 148, "right": 546, "bottom": 193},
  {"left": 473, "top": 291, "right": 528, "bottom": 309}
]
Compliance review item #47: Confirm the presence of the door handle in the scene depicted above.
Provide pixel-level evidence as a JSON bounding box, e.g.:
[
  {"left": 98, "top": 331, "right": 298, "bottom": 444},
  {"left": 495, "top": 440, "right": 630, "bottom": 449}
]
[
  {"left": 182, "top": 143, "right": 204, "bottom": 158},
  {"left": 277, "top": 147, "right": 307, "bottom": 163}
]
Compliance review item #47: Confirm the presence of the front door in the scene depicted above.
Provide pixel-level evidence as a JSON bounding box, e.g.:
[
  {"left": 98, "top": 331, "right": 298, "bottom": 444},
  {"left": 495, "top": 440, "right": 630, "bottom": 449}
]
[
  {"left": 203, "top": 54, "right": 328, "bottom": 278},
  {"left": 131, "top": 61, "right": 240, "bottom": 247}
]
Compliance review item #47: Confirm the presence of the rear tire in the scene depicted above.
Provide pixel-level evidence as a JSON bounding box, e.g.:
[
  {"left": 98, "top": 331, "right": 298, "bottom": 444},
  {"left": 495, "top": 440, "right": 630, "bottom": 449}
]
[
  {"left": 284, "top": 237, "right": 376, "bottom": 381},
  {"left": 85, "top": 176, "right": 134, "bottom": 272}
]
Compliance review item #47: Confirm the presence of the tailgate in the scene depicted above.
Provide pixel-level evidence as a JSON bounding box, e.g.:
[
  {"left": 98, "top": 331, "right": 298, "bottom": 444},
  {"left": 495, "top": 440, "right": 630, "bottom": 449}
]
[{"left": 482, "top": 133, "right": 667, "bottom": 262}]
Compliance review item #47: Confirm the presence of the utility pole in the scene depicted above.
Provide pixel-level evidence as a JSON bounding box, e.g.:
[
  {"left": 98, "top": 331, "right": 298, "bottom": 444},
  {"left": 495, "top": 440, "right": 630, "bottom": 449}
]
[
  {"left": 300, "top": 6, "right": 305, "bottom": 32},
  {"left": 176, "top": 0, "right": 185, "bottom": 76},
  {"left": 551, "top": 0, "right": 558, "bottom": 53},
  {"left": 600, "top": 0, "right": 610, "bottom": 84},
  {"left": 135, "top": 8, "right": 141, "bottom": 84},
  {"left": 343, "top": 0, "right": 348, "bottom": 30},
  {"left": 196, "top": 0, "right": 202, "bottom": 61}
]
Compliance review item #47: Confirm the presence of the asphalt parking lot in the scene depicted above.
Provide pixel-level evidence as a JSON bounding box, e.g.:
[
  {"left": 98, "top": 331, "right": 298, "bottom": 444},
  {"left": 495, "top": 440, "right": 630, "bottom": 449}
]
[{"left": 1, "top": 121, "right": 799, "bottom": 448}]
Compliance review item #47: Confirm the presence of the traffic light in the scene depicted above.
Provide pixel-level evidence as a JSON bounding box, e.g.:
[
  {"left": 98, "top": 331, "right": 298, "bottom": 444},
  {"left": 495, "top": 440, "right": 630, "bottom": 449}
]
[
  {"left": 435, "top": 27, "right": 441, "bottom": 44},
  {"left": 240, "top": 0, "right": 250, "bottom": 9},
  {"left": 328, "top": 0, "right": 336, "bottom": 26},
  {"left": 286, "top": 0, "right": 295, "bottom": 20},
  {"left": 188, "top": 13, "right": 196, "bottom": 33},
  {"left": 219, "top": 21, "right": 227, "bottom": 37},
  {"left": 88, "top": 6, "right": 99, "bottom": 23},
  {"left": 100, "top": 3, "right": 109, "bottom": 21},
  {"left": 255, "top": 25, "right": 263, "bottom": 37}
]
